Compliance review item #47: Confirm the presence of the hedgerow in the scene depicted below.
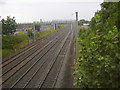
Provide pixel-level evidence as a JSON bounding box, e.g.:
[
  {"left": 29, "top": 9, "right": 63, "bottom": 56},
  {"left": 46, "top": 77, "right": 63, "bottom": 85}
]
[{"left": 74, "top": 2, "right": 120, "bottom": 88}]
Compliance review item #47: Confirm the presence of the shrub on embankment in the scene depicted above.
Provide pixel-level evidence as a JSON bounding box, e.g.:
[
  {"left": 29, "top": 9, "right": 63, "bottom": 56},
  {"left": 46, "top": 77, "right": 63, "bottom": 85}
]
[
  {"left": 73, "top": 2, "right": 120, "bottom": 88},
  {"left": 2, "top": 35, "right": 29, "bottom": 57},
  {"left": 2, "top": 25, "right": 65, "bottom": 57}
]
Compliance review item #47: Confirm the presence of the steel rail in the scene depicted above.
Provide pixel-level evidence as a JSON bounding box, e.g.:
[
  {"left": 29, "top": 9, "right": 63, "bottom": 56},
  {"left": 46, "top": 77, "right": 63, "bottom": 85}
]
[{"left": 8, "top": 30, "right": 70, "bottom": 89}]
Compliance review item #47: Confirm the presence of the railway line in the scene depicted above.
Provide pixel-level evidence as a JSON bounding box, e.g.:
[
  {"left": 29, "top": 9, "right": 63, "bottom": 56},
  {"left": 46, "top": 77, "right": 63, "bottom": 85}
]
[
  {"left": 2, "top": 25, "right": 74, "bottom": 89},
  {"left": 1, "top": 28, "right": 67, "bottom": 76}
]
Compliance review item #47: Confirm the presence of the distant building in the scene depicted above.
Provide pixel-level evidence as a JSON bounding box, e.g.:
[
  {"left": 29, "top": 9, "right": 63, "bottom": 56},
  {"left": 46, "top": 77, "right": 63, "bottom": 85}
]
[{"left": 16, "top": 24, "right": 33, "bottom": 31}]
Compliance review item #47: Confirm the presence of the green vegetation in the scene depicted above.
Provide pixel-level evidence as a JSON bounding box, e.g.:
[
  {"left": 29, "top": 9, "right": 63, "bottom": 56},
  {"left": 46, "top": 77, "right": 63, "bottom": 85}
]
[
  {"left": 2, "top": 16, "right": 17, "bottom": 35},
  {"left": 2, "top": 35, "right": 29, "bottom": 56},
  {"left": 1, "top": 16, "right": 65, "bottom": 57},
  {"left": 78, "top": 19, "right": 89, "bottom": 26},
  {"left": 43, "top": 25, "right": 52, "bottom": 29},
  {"left": 36, "top": 25, "right": 64, "bottom": 40},
  {"left": 14, "top": 31, "right": 27, "bottom": 35},
  {"left": 36, "top": 29, "right": 55, "bottom": 40},
  {"left": 74, "top": 2, "right": 120, "bottom": 88},
  {"left": 27, "top": 28, "right": 34, "bottom": 40},
  {"left": 35, "top": 25, "right": 64, "bottom": 41},
  {"left": 35, "top": 24, "right": 41, "bottom": 31},
  {"left": 2, "top": 25, "right": 64, "bottom": 57},
  {"left": 44, "top": 24, "right": 64, "bottom": 29},
  {"left": 57, "top": 25, "right": 64, "bottom": 29}
]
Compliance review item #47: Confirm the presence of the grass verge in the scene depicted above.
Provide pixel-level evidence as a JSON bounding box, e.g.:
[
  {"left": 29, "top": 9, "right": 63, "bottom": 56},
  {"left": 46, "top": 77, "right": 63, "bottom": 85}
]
[{"left": 2, "top": 26, "right": 64, "bottom": 57}]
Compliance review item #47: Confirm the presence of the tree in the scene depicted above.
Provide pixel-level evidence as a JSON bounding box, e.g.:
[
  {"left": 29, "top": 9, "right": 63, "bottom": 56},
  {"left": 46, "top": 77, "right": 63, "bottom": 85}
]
[
  {"left": 34, "top": 24, "right": 41, "bottom": 31},
  {"left": 78, "top": 19, "right": 89, "bottom": 26},
  {"left": 2, "top": 16, "right": 17, "bottom": 35},
  {"left": 27, "top": 29, "right": 34, "bottom": 39},
  {"left": 74, "top": 2, "right": 120, "bottom": 88}
]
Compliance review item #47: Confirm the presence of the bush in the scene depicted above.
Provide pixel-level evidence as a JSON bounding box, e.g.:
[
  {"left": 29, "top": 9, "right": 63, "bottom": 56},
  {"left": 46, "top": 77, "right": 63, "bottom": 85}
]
[
  {"left": 2, "top": 35, "right": 29, "bottom": 56},
  {"left": 74, "top": 2, "right": 120, "bottom": 88},
  {"left": 74, "top": 27, "right": 120, "bottom": 88},
  {"left": 2, "top": 36, "right": 22, "bottom": 50}
]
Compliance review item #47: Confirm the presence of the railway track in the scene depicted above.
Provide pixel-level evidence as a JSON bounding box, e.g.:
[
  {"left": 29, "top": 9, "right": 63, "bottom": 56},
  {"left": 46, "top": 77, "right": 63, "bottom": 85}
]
[
  {"left": 1, "top": 28, "right": 67, "bottom": 77},
  {"left": 1, "top": 27, "right": 67, "bottom": 74},
  {"left": 2, "top": 26, "right": 74, "bottom": 89},
  {"left": 2, "top": 27, "right": 65, "bottom": 63}
]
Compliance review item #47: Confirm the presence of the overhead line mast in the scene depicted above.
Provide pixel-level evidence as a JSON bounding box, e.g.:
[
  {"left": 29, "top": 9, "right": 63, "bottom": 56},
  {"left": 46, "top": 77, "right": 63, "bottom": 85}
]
[{"left": 75, "top": 12, "right": 78, "bottom": 60}]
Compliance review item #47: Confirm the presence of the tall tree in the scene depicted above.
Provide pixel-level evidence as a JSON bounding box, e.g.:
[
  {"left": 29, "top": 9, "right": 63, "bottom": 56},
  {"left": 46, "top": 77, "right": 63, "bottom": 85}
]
[
  {"left": 2, "top": 16, "right": 17, "bottom": 35},
  {"left": 74, "top": 2, "right": 120, "bottom": 88}
]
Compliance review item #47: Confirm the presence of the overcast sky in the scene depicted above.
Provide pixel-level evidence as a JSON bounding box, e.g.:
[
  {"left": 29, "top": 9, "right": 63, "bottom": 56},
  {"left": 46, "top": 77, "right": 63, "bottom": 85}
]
[{"left": 0, "top": 0, "right": 103, "bottom": 23}]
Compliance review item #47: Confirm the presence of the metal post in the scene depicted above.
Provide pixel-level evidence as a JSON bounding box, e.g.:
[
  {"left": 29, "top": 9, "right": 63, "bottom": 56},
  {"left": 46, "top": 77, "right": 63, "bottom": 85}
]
[
  {"left": 75, "top": 12, "right": 78, "bottom": 60},
  {"left": 54, "top": 24, "right": 56, "bottom": 30},
  {"left": 71, "top": 23, "right": 72, "bottom": 30},
  {"left": 76, "top": 12, "right": 78, "bottom": 21},
  {"left": 33, "top": 22, "right": 36, "bottom": 42},
  {"left": 40, "top": 19, "right": 42, "bottom": 31},
  {"left": 0, "top": 20, "right": 2, "bottom": 89}
]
